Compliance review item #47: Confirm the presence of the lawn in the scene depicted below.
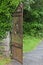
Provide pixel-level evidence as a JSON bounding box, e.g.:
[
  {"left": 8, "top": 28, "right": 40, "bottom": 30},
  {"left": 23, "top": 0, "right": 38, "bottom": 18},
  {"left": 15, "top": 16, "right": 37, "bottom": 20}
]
[
  {"left": 23, "top": 35, "right": 41, "bottom": 52},
  {"left": 0, "top": 57, "right": 11, "bottom": 65}
]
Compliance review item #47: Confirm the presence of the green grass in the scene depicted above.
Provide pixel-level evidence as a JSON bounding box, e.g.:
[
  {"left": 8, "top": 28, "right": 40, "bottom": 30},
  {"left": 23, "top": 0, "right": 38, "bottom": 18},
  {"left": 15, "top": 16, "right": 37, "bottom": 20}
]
[
  {"left": 0, "top": 57, "right": 11, "bottom": 65},
  {"left": 23, "top": 35, "right": 41, "bottom": 52}
]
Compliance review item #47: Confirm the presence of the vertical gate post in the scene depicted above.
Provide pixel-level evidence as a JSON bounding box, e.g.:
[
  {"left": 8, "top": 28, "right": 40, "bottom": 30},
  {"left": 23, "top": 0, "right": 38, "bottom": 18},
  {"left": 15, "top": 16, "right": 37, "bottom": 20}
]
[{"left": 11, "top": 3, "right": 23, "bottom": 63}]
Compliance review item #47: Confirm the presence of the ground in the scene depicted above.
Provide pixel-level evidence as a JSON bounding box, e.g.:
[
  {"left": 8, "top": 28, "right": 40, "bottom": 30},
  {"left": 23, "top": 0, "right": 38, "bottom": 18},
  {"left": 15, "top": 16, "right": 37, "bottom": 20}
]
[
  {"left": 0, "top": 35, "right": 43, "bottom": 65},
  {"left": 23, "top": 41, "right": 43, "bottom": 65},
  {"left": 7, "top": 40, "right": 43, "bottom": 65},
  {"left": 7, "top": 60, "right": 22, "bottom": 65}
]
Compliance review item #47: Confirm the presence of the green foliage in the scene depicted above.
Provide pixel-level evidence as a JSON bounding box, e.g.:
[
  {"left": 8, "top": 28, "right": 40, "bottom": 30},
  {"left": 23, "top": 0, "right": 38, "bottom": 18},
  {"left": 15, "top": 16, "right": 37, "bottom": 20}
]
[
  {"left": 23, "top": 21, "right": 43, "bottom": 37},
  {"left": 23, "top": 0, "right": 43, "bottom": 38},
  {"left": 23, "top": 0, "right": 43, "bottom": 22},
  {"left": 0, "top": 58, "right": 11, "bottom": 65},
  {"left": 0, "top": 0, "right": 21, "bottom": 39}
]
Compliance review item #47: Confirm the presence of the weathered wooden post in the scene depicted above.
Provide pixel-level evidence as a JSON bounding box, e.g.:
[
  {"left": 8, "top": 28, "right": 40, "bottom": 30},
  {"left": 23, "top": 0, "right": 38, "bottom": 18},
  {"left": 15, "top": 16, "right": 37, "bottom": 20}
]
[{"left": 11, "top": 3, "right": 23, "bottom": 63}]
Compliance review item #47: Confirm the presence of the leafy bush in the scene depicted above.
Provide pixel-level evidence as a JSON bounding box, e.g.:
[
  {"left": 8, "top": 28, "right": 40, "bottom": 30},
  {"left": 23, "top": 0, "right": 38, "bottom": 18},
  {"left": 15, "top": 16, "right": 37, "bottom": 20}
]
[
  {"left": 23, "top": 0, "right": 43, "bottom": 38},
  {"left": 0, "top": 0, "right": 21, "bottom": 39},
  {"left": 23, "top": 21, "right": 43, "bottom": 37}
]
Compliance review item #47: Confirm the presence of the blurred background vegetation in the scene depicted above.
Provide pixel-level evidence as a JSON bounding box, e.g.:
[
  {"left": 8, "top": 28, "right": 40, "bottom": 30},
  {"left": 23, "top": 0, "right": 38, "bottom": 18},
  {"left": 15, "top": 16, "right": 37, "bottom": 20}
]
[
  {"left": 23, "top": 0, "right": 43, "bottom": 52},
  {"left": 23, "top": 0, "right": 43, "bottom": 37}
]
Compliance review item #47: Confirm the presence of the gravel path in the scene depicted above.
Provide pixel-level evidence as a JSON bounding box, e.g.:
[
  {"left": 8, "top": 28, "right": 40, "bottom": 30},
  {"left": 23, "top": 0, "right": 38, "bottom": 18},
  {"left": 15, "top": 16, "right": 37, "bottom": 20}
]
[{"left": 23, "top": 41, "right": 43, "bottom": 65}]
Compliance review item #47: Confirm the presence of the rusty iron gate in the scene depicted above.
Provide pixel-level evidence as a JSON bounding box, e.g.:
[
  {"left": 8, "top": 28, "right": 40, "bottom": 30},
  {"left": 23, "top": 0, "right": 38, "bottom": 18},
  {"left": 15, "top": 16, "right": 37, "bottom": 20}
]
[{"left": 11, "top": 3, "right": 23, "bottom": 63}]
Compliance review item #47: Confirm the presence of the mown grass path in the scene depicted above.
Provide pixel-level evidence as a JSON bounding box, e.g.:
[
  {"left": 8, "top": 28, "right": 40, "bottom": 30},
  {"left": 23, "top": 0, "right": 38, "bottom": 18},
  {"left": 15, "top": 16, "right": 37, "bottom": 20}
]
[
  {"left": 23, "top": 35, "right": 41, "bottom": 52},
  {"left": 23, "top": 40, "right": 43, "bottom": 65}
]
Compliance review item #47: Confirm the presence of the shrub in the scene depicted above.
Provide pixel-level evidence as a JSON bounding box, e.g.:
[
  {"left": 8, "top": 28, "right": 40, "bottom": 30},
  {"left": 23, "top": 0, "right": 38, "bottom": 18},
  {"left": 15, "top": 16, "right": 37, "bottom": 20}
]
[
  {"left": 0, "top": 0, "right": 21, "bottom": 39},
  {"left": 23, "top": 21, "right": 43, "bottom": 37}
]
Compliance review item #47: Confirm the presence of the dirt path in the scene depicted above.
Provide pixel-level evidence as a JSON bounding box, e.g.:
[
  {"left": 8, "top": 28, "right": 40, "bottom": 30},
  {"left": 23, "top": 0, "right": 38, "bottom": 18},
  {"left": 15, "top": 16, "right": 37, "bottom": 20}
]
[{"left": 23, "top": 41, "right": 43, "bottom": 65}]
